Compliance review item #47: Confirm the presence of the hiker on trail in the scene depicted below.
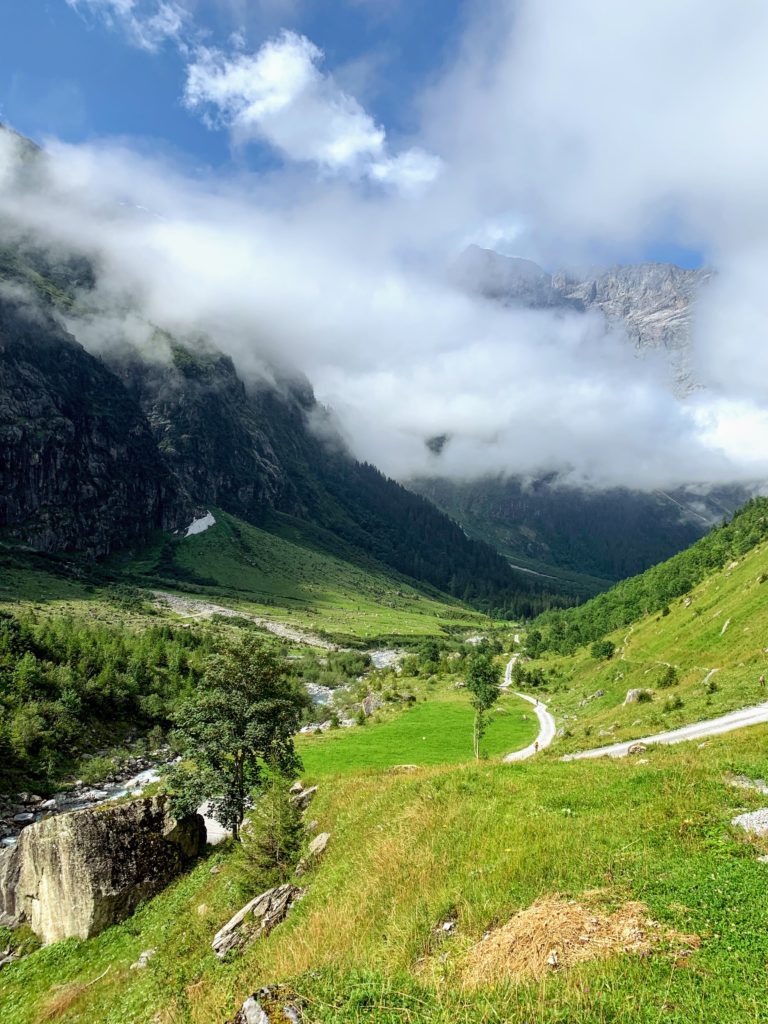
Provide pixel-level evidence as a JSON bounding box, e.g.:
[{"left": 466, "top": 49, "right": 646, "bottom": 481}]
[{"left": 534, "top": 740, "right": 539, "bottom": 754}]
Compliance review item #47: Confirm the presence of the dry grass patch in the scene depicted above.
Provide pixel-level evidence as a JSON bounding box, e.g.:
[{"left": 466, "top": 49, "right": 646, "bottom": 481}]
[{"left": 460, "top": 894, "right": 699, "bottom": 987}]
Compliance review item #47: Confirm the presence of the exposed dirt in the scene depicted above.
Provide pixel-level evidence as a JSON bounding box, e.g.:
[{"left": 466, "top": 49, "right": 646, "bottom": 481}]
[
  {"left": 460, "top": 894, "right": 699, "bottom": 986},
  {"left": 151, "top": 591, "right": 338, "bottom": 650}
]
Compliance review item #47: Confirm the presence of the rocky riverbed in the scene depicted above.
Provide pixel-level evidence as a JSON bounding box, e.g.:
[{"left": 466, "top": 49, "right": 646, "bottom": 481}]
[{"left": 0, "top": 754, "right": 176, "bottom": 849}]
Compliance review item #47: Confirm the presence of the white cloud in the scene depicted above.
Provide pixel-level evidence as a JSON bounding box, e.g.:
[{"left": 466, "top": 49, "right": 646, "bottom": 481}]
[
  {"left": 66, "top": 0, "right": 187, "bottom": 52},
  {"left": 0, "top": 127, "right": 763, "bottom": 492},
  {"left": 9, "top": 1, "right": 768, "bottom": 492},
  {"left": 184, "top": 31, "right": 441, "bottom": 191}
]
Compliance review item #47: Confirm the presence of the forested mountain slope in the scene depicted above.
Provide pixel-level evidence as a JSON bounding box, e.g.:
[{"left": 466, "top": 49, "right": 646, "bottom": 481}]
[
  {"left": 514, "top": 497, "right": 768, "bottom": 755},
  {"left": 531, "top": 496, "right": 768, "bottom": 655},
  {"left": 410, "top": 475, "right": 743, "bottom": 597},
  {"left": 0, "top": 127, "right": 559, "bottom": 615}
]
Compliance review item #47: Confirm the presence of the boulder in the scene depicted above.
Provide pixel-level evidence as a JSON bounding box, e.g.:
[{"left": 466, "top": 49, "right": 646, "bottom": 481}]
[
  {"left": 130, "top": 947, "right": 157, "bottom": 970},
  {"left": 624, "top": 688, "right": 653, "bottom": 705},
  {"left": 627, "top": 742, "right": 648, "bottom": 755},
  {"left": 229, "top": 987, "right": 302, "bottom": 1024},
  {"left": 295, "top": 832, "right": 330, "bottom": 876},
  {"left": 362, "top": 692, "right": 382, "bottom": 717},
  {"left": 0, "top": 795, "right": 205, "bottom": 943},
  {"left": 290, "top": 786, "right": 317, "bottom": 811},
  {"left": 212, "top": 884, "right": 304, "bottom": 959}
]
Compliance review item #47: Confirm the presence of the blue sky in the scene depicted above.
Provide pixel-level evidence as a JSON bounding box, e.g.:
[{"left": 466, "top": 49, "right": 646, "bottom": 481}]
[
  {"left": 0, "top": 1, "right": 467, "bottom": 173},
  {"left": 0, "top": 1, "right": 704, "bottom": 267}
]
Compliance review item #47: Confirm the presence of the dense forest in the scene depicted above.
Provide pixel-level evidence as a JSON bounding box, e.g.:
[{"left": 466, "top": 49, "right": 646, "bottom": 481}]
[
  {"left": 410, "top": 475, "right": 745, "bottom": 598},
  {"left": 531, "top": 497, "right": 768, "bottom": 654},
  {"left": 308, "top": 457, "right": 571, "bottom": 618},
  {"left": 0, "top": 602, "right": 214, "bottom": 790}
]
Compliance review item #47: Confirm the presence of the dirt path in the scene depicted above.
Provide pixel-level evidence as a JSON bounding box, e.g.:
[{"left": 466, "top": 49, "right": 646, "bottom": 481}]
[
  {"left": 152, "top": 591, "right": 338, "bottom": 650},
  {"left": 563, "top": 700, "right": 768, "bottom": 760},
  {"left": 501, "top": 657, "right": 557, "bottom": 761}
]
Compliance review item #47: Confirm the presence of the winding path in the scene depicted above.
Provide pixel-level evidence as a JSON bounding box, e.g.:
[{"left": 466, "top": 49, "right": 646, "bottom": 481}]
[
  {"left": 501, "top": 656, "right": 557, "bottom": 761},
  {"left": 500, "top": 654, "right": 768, "bottom": 763},
  {"left": 562, "top": 699, "right": 768, "bottom": 760}
]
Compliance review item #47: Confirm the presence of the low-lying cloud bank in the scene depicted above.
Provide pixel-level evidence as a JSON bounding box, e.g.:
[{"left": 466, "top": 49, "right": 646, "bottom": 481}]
[{"left": 5, "top": 0, "right": 768, "bottom": 490}]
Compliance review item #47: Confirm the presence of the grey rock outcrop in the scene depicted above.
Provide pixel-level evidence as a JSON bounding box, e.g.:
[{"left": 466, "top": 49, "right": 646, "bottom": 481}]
[
  {"left": 290, "top": 785, "right": 317, "bottom": 811},
  {"left": 295, "top": 832, "right": 330, "bottom": 876},
  {"left": 0, "top": 795, "right": 204, "bottom": 944},
  {"left": 229, "top": 986, "right": 303, "bottom": 1024},
  {"left": 455, "top": 247, "right": 710, "bottom": 392},
  {"left": 361, "top": 692, "right": 383, "bottom": 717},
  {"left": 624, "top": 688, "right": 653, "bottom": 705},
  {"left": 212, "top": 884, "right": 304, "bottom": 959}
]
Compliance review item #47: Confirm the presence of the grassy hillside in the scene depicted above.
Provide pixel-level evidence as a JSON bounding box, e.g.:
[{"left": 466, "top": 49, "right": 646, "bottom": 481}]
[
  {"left": 525, "top": 526, "right": 768, "bottom": 754},
  {"left": 533, "top": 497, "right": 768, "bottom": 655},
  {"left": 3, "top": 725, "right": 768, "bottom": 1023},
  {"left": 1, "top": 509, "right": 488, "bottom": 644},
  {"left": 111, "top": 509, "right": 487, "bottom": 645}
]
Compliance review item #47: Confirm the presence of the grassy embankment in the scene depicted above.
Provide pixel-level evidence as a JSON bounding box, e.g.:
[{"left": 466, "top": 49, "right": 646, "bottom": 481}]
[
  {"left": 529, "top": 534, "right": 768, "bottom": 754},
  {"left": 3, "top": 722, "right": 768, "bottom": 1023}
]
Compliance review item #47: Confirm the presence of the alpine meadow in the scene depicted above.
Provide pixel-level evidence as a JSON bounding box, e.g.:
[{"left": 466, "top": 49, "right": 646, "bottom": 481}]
[{"left": 3, "top": 3, "right": 768, "bottom": 1023}]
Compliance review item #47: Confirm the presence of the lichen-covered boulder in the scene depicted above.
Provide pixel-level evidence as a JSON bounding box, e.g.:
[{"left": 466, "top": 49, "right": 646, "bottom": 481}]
[{"left": 0, "top": 795, "right": 205, "bottom": 944}]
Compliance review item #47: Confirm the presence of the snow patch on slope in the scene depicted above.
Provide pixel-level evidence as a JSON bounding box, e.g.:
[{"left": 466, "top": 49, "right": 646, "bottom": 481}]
[{"left": 185, "top": 512, "right": 216, "bottom": 537}]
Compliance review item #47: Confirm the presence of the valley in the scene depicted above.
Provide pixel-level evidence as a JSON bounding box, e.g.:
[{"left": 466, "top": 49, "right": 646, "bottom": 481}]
[
  {"left": 4, "top": 493, "right": 768, "bottom": 1023},
  {"left": 3, "top": 10, "right": 768, "bottom": 1019}
]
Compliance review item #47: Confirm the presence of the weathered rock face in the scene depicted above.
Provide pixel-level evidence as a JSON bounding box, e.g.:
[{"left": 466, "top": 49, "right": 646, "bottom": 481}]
[
  {"left": 212, "top": 884, "right": 304, "bottom": 959},
  {"left": 454, "top": 246, "right": 710, "bottom": 391},
  {"left": 105, "top": 343, "right": 300, "bottom": 523},
  {"left": 0, "top": 297, "right": 187, "bottom": 555},
  {"left": 0, "top": 795, "right": 205, "bottom": 944}
]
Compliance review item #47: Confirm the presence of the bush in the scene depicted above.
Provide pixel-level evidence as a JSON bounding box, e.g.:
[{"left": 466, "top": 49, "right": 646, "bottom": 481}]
[
  {"left": 590, "top": 639, "right": 616, "bottom": 661},
  {"left": 664, "top": 694, "right": 684, "bottom": 712},
  {"left": 657, "top": 665, "right": 678, "bottom": 689},
  {"left": 233, "top": 775, "right": 305, "bottom": 894}
]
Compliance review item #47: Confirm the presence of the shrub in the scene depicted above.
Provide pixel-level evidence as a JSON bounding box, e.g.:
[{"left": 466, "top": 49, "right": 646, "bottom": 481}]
[
  {"left": 590, "top": 639, "right": 616, "bottom": 661},
  {"left": 233, "top": 775, "right": 305, "bottom": 894},
  {"left": 657, "top": 665, "right": 678, "bottom": 689}
]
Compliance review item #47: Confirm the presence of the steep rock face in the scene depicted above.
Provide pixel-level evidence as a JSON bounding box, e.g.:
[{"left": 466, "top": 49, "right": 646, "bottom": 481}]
[
  {"left": 107, "top": 342, "right": 299, "bottom": 520},
  {"left": 455, "top": 247, "right": 709, "bottom": 383},
  {"left": 0, "top": 795, "right": 205, "bottom": 943},
  {"left": 452, "top": 245, "right": 579, "bottom": 309},
  {"left": 0, "top": 298, "right": 188, "bottom": 554},
  {"left": 553, "top": 263, "right": 707, "bottom": 353}
]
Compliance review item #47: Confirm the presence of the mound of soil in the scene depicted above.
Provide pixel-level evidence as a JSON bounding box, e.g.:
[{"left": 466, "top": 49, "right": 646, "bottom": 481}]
[{"left": 461, "top": 895, "right": 698, "bottom": 986}]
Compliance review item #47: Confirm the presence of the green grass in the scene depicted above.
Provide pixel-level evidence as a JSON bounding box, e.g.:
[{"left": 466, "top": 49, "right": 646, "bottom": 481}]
[
  {"left": 297, "top": 690, "right": 538, "bottom": 775},
  {"left": 3, "top": 726, "right": 768, "bottom": 1023},
  {"left": 110, "top": 510, "right": 488, "bottom": 644},
  {"left": 531, "top": 535, "right": 768, "bottom": 753},
  {"left": 0, "top": 510, "right": 492, "bottom": 654}
]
